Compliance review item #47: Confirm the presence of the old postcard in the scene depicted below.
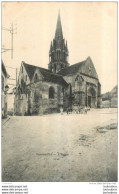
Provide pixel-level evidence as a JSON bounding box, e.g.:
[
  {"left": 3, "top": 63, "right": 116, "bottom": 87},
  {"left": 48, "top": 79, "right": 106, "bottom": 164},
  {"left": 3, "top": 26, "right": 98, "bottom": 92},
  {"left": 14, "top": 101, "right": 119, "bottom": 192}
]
[{"left": 1, "top": 1, "right": 117, "bottom": 189}]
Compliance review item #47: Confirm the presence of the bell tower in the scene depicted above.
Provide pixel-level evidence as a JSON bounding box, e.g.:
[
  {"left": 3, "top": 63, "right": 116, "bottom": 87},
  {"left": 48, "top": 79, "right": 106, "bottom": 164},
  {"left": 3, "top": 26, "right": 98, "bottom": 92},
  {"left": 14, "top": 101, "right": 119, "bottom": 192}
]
[{"left": 48, "top": 11, "right": 69, "bottom": 73}]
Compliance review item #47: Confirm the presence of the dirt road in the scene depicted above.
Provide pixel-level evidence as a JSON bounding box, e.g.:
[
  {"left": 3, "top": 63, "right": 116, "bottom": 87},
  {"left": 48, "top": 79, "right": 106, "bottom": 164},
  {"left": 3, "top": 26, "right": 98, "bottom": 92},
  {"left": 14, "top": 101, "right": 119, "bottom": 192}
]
[{"left": 2, "top": 108, "right": 117, "bottom": 182}]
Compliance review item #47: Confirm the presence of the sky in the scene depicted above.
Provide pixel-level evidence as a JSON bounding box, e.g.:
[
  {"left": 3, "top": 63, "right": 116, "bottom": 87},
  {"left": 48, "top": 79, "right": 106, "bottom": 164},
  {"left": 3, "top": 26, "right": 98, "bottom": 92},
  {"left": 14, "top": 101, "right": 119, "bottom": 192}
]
[{"left": 2, "top": 2, "right": 117, "bottom": 93}]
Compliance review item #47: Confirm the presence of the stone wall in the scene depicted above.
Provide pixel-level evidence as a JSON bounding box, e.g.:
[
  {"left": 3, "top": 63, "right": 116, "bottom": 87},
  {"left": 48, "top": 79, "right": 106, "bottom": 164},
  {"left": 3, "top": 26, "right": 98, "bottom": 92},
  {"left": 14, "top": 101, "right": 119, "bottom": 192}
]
[
  {"left": 102, "top": 97, "right": 117, "bottom": 108},
  {"left": 2, "top": 71, "right": 8, "bottom": 117},
  {"left": 101, "top": 85, "right": 117, "bottom": 108},
  {"left": 14, "top": 94, "right": 28, "bottom": 115},
  {"left": 17, "top": 62, "right": 30, "bottom": 86},
  {"left": 30, "top": 81, "right": 63, "bottom": 114},
  {"left": 63, "top": 72, "right": 101, "bottom": 108},
  {"left": 14, "top": 81, "right": 64, "bottom": 115}
]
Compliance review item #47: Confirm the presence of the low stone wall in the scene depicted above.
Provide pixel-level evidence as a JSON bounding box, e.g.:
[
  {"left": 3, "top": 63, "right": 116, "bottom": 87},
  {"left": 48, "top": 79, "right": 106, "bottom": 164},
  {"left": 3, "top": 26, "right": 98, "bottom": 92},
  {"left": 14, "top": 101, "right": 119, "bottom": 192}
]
[{"left": 102, "top": 98, "right": 117, "bottom": 108}]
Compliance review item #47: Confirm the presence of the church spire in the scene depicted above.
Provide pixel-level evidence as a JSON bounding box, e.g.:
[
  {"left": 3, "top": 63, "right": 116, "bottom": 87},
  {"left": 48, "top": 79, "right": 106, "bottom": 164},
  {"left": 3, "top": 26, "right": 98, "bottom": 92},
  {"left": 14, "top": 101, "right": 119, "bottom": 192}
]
[
  {"left": 48, "top": 11, "right": 69, "bottom": 73},
  {"left": 55, "top": 10, "right": 63, "bottom": 40},
  {"left": 49, "top": 41, "right": 52, "bottom": 53},
  {"left": 65, "top": 40, "right": 68, "bottom": 52}
]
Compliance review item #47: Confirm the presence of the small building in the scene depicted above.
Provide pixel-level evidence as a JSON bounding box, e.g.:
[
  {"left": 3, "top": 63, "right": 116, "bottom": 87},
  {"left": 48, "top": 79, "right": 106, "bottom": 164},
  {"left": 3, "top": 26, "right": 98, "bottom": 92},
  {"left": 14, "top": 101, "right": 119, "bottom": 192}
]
[
  {"left": 102, "top": 85, "right": 117, "bottom": 108},
  {"left": 2, "top": 61, "right": 9, "bottom": 118}
]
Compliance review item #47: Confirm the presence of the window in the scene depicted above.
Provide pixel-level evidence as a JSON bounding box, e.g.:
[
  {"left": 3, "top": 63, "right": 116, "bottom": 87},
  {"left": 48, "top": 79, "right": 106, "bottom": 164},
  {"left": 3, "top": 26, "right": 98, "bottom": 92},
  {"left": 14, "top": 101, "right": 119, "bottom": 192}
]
[
  {"left": 90, "top": 88, "right": 96, "bottom": 97},
  {"left": 34, "top": 92, "right": 39, "bottom": 103},
  {"left": 69, "top": 84, "right": 72, "bottom": 96},
  {"left": 54, "top": 64, "right": 56, "bottom": 73},
  {"left": 88, "top": 87, "right": 96, "bottom": 97},
  {"left": 34, "top": 73, "right": 38, "bottom": 81},
  {"left": 49, "top": 87, "right": 54, "bottom": 99},
  {"left": 75, "top": 76, "right": 78, "bottom": 88},
  {"left": 64, "top": 53, "right": 65, "bottom": 60}
]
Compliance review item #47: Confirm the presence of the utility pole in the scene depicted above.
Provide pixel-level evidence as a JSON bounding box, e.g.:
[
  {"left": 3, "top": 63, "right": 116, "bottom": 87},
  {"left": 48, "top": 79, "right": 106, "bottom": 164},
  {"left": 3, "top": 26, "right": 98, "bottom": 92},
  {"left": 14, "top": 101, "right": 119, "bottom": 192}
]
[
  {"left": 5, "top": 66, "right": 17, "bottom": 87},
  {"left": 16, "top": 68, "right": 17, "bottom": 86},
  {"left": 2, "top": 22, "right": 17, "bottom": 59},
  {"left": 11, "top": 22, "right": 13, "bottom": 59}
]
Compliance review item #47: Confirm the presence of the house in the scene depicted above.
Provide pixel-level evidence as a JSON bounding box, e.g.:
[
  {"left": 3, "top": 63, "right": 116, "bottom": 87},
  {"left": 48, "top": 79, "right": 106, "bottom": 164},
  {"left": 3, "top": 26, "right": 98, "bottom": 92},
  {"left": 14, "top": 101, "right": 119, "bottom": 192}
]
[
  {"left": 102, "top": 85, "right": 117, "bottom": 108},
  {"left": 2, "top": 61, "right": 9, "bottom": 118}
]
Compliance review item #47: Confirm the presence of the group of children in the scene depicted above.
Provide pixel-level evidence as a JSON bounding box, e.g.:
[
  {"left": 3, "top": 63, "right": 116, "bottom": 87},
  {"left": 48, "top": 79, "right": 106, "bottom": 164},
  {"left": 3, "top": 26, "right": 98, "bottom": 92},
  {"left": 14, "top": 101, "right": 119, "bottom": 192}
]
[{"left": 60, "top": 106, "right": 90, "bottom": 115}]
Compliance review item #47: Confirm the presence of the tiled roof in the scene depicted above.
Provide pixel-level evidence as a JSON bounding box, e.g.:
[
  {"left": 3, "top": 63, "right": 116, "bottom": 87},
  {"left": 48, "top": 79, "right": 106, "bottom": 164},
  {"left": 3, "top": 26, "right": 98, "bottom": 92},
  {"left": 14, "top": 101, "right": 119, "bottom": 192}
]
[
  {"left": 39, "top": 69, "right": 68, "bottom": 86},
  {"left": 2, "top": 60, "right": 9, "bottom": 78},
  {"left": 23, "top": 62, "right": 68, "bottom": 86},
  {"left": 23, "top": 62, "right": 51, "bottom": 80},
  {"left": 58, "top": 57, "right": 99, "bottom": 80},
  {"left": 57, "top": 60, "right": 85, "bottom": 76}
]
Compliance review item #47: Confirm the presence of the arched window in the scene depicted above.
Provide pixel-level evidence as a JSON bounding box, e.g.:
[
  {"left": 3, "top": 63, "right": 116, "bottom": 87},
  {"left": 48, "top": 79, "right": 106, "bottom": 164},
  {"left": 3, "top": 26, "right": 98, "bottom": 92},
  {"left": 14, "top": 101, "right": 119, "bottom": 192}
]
[
  {"left": 90, "top": 88, "right": 96, "bottom": 97},
  {"left": 34, "top": 92, "right": 39, "bottom": 103},
  {"left": 64, "top": 53, "right": 65, "bottom": 60},
  {"left": 69, "top": 84, "right": 72, "bottom": 96},
  {"left": 49, "top": 87, "right": 54, "bottom": 99},
  {"left": 75, "top": 76, "right": 79, "bottom": 89},
  {"left": 34, "top": 73, "right": 38, "bottom": 81},
  {"left": 54, "top": 64, "right": 56, "bottom": 73},
  {"left": 61, "top": 64, "right": 63, "bottom": 69},
  {"left": 62, "top": 87, "right": 64, "bottom": 95},
  {"left": 88, "top": 87, "right": 96, "bottom": 97}
]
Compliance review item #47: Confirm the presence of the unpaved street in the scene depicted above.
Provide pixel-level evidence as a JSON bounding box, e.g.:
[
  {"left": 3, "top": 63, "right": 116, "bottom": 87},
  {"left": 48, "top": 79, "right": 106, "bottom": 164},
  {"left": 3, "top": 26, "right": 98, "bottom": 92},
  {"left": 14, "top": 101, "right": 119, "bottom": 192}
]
[{"left": 2, "top": 108, "right": 117, "bottom": 182}]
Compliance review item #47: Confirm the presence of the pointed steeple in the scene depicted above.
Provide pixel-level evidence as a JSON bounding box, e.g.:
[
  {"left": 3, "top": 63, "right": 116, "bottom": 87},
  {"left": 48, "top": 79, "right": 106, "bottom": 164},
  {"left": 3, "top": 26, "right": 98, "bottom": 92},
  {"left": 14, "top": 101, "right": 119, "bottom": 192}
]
[
  {"left": 49, "top": 41, "right": 52, "bottom": 53},
  {"left": 48, "top": 11, "right": 69, "bottom": 73},
  {"left": 55, "top": 10, "right": 63, "bottom": 40},
  {"left": 65, "top": 40, "right": 68, "bottom": 52}
]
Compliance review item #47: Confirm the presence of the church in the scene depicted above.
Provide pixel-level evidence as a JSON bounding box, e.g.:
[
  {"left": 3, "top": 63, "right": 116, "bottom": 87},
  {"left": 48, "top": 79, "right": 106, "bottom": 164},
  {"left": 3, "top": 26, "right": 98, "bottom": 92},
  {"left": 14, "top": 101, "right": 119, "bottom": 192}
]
[{"left": 14, "top": 12, "right": 101, "bottom": 115}]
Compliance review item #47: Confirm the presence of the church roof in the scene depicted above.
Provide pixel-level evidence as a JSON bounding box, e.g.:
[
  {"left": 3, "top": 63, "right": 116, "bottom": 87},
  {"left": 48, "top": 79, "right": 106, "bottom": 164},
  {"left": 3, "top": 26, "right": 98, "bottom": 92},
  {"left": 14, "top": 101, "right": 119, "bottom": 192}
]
[
  {"left": 57, "top": 57, "right": 99, "bottom": 79},
  {"left": 2, "top": 60, "right": 9, "bottom": 78},
  {"left": 57, "top": 60, "right": 85, "bottom": 76},
  {"left": 23, "top": 62, "right": 50, "bottom": 80},
  {"left": 23, "top": 61, "right": 68, "bottom": 86},
  {"left": 38, "top": 69, "right": 68, "bottom": 86}
]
